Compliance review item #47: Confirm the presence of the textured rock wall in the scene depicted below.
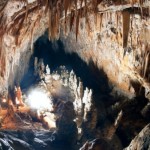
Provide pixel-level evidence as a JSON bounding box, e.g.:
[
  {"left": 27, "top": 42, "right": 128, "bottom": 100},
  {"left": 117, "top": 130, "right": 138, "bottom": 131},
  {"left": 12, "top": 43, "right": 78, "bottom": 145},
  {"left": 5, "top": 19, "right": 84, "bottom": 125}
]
[
  {"left": 61, "top": 2, "right": 150, "bottom": 98},
  {"left": 124, "top": 123, "right": 150, "bottom": 150},
  {"left": 0, "top": 0, "right": 48, "bottom": 93},
  {"left": 0, "top": 1, "right": 149, "bottom": 149},
  {"left": 0, "top": 0, "right": 149, "bottom": 99}
]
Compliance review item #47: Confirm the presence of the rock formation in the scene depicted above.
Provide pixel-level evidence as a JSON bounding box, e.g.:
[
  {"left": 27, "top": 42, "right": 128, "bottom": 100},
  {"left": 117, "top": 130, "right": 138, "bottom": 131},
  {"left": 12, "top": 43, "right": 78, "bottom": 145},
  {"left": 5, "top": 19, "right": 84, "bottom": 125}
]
[
  {"left": 0, "top": 0, "right": 149, "bottom": 149},
  {"left": 0, "top": 0, "right": 149, "bottom": 98},
  {"left": 124, "top": 124, "right": 150, "bottom": 150}
]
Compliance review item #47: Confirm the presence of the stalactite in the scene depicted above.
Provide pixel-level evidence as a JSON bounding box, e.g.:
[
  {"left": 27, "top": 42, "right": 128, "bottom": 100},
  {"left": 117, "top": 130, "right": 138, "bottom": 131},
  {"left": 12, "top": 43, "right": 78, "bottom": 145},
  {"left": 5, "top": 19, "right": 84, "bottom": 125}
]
[
  {"left": 137, "top": 0, "right": 143, "bottom": 19},
  {"left": 141, "top": 49, "right": 145, "bottom": 76},
  {"left": 44, "top": 0, "right": 49, "bottom": 15},
  {"left": 80, "top": 0, "right": 84, "bottom": 9},
  {"left": 1, "top": 54, "right": 6, "bottom": 77},
  {"left": 25, "top": 1, "right": 29, "bottom": 23},
  {"left": 0, "top": 0, "right": 149, "bottom": 79},
  {"left": 56, "top": 1, "right": 61, "bottom": 39},
  {"left": 0, "top": 36, "right": 2, "bottom": 64},
  {"left": 15, "top": 17, "right": 25, "bottom": 46},
  {"left": 74, "top": 0, "right": 78, "bottom": 13},
  {"left": 122, "top": 10, "right": 130, "bottom": 48},
  {"left": 51, "top": 10, "right": 55, "bottom": 41},
  {"left": 106, "top": 12, "right": 108, "bottom": 22},
  {"left": 85, "top": 13, "right": 91, "bottom": 38},
  {"left": 92, "top": 0, "right": 98, "bottom": 25},
  {"left": 64, "top": 0, "right": 71, "bottom": 20},
  {"left": 70, "top": 10, "right": 75, "bottom": 31},
  {"left": 94, "top": 12, "right": 98, "bottom": 27},
  {"left": 130, "top": 14, "right": 134, "bottom": 48},
  {"left": 53, "top": 9, "right": 60, "bottom": 40},
  {"left": 48, "top": 6, "right": 52, "bottom": 40},
  {"left": 84, "top": 0, "right": 87, "bottom": 15},
  {"left": 30, "top": 17, "right": 40, "bottom": 51},
  {"left": 76, "top": 10, "right": 80, "bottom": 41},
  {"left": 51, "top": 10, "right": 55, "bottom": 40},
  {"left": 92, "top": 0, "right": 98, "bottom": 13},
  {"left": 56, "top": 10, "right": 60, "bottom": 39},
  {"left": 116, "top": 11, "right": 119, "bottom": 28},
  {"left": 143, "top": 51, "right": 149, "bottom": 78},
  {"left": 30, "top": 25, "right": 35, "bottom": 52},
  {"left": 143, "top": 44, "right": 150, "bottom": 79},
  {"left": 109, "top": 12, "right": 112, "bottom": 23},
  {"left": 99, "top": 13, "right": 103, "bottom": 32},
  {"left": 11, "top": 53, "right": 15, "bottom": 73}
]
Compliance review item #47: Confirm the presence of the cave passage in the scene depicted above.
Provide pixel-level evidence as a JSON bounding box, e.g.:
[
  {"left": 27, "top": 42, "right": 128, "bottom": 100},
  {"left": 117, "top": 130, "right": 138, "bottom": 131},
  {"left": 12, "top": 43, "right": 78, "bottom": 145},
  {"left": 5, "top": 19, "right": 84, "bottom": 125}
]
[
  {"left": 0, "top": 0, "right": 150, "bottom": 149},
  {"left": 0, "top": 33, "right": 149, "bottom": 150},
  {"left": 21, "top": 33, "right": 110, "bottom": 95}
]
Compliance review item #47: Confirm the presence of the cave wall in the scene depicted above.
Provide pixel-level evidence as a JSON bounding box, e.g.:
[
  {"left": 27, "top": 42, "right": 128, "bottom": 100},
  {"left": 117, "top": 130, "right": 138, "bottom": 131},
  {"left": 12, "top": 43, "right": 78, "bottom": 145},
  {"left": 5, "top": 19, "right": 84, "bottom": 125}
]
[
  {"left": 60, "top": 2, "right": 150, "bottom": 98},
  {"left": 0, "top": 0, "right": 48, "bottom": 94},
  {"left": 0, "top": 0, "right": 150, "bottom": 100},
  {"left": 0, "top": 1, "right": 149, "bottom": 149}
]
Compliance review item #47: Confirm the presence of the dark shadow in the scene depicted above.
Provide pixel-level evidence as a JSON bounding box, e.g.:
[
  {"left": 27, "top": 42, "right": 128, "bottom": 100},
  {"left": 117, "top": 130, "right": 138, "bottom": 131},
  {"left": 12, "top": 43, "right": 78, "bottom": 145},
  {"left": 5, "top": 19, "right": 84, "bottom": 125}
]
[
  {"left": 21, "top": 33, "right": 111, "bottom": 96},
  {"left": 129, "top": 80, "right": 145, "bottom": 96},
  {"left": 115, "top": 79, "right": 149, "bottom": 147}
]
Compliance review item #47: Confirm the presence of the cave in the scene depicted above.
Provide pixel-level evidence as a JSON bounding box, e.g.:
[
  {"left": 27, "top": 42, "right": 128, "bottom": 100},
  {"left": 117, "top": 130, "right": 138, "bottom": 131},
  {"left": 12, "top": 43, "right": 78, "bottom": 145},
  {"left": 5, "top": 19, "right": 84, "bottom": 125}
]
[{"left": 0, "top": 0, "right": 150, "bottom": 150}]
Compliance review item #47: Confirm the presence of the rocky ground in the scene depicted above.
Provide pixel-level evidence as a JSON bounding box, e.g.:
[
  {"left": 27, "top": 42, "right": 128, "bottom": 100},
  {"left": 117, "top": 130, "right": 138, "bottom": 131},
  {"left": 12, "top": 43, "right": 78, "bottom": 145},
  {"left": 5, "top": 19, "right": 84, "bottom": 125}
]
[{"left": 0, "top": 129, "right": 76, "bottom": 150}]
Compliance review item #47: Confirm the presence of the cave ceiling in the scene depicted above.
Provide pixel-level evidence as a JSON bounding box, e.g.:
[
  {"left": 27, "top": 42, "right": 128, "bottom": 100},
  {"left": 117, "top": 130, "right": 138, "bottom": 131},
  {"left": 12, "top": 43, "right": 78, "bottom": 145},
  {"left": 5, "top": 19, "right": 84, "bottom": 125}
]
[{"left": 0, "top": 0, "right": 149, "bottom": 97}]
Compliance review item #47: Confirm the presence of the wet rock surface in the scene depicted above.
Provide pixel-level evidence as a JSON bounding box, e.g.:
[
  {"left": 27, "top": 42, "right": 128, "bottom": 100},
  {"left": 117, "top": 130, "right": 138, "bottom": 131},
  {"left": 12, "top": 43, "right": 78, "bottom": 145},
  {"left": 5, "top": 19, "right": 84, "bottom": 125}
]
[{"left": 0, "top": 130, "right": 74, "bottom": 150}]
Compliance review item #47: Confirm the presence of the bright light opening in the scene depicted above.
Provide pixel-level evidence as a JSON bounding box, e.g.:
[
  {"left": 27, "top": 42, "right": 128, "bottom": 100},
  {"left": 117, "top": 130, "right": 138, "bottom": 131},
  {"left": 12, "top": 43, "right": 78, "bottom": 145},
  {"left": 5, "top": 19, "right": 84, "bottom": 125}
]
[{"left": 27, "top": 90, "right": 52, "bottom": 110}]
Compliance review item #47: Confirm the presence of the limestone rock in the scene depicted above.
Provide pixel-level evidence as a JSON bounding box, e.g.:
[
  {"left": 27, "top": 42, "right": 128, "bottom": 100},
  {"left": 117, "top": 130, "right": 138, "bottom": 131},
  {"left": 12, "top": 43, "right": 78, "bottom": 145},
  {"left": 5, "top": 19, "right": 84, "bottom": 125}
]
[
  {"left": 51, "top": 101, "right": 78, "bottom": 145},
  {"left": 79, "top": 138, "right": 110, "bottom": 150},
  {"left": 124, "top": 124, "right": 150, "bottom": 150}
]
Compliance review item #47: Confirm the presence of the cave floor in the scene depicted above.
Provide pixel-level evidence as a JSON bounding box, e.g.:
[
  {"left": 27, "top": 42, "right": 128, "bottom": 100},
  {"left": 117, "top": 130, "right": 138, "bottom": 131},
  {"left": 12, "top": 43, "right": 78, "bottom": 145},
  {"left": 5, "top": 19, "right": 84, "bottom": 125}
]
[{"left": 0, "top": 129, "right": 75, "bottom": 150}]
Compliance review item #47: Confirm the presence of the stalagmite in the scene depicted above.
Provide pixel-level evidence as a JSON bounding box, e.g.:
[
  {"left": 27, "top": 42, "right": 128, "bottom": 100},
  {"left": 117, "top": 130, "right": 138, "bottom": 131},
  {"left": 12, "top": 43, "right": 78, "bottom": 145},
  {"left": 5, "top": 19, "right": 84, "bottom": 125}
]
[
  {"left": 0, "top": 0, "right": 149, "bottom": 149},
  {"left": 46, "top": 64, "right": 50, "bottom": 75},
  {"left": 34, "top": 57, "right": 38, "bottom": 75},
  {"left": 69, "top": 70, "right": 75, "bottom": 88},
  {"left": 77, "top": 80, "right": 84, "bottom": 98},
  {"left": 82, "top": 88, "right": 93, "bottom": 121}
]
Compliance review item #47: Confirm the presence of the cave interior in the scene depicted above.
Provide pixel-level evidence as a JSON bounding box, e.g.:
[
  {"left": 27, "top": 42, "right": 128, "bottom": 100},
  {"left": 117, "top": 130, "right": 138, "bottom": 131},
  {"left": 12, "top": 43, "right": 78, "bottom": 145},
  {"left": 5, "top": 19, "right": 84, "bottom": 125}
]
[{"left": 0, "top": 0, "right": 150, "bottom": 150}]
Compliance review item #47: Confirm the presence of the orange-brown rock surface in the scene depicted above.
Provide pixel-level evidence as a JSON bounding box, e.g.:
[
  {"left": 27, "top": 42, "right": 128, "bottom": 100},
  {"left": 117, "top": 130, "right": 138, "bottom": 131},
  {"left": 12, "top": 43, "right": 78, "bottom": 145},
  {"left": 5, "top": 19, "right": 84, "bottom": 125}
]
[{"left": 0, "top": 0, "right": 149, "bottom": 99}]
